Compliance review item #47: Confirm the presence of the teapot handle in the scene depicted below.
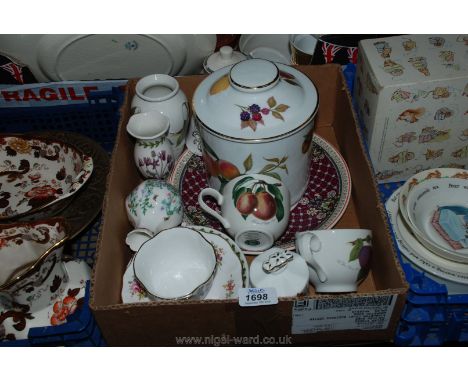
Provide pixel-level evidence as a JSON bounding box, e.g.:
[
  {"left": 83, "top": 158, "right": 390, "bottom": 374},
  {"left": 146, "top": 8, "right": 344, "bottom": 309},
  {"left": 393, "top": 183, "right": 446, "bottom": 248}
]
[
  {"left": 125, "top": 228, "right": 154, "bottom": 252},
  {"left": 198, "top": 188, "right": 231, "bottom": 229}
]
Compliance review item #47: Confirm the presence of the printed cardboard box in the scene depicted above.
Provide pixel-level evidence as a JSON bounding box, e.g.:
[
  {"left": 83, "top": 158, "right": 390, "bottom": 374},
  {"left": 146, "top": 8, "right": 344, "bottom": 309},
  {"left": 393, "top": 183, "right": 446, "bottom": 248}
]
[
  {"left": 354, "top": 34, "right": 468, "bottom": 183},
  {"left": 90, "top": 65, "right": 408, "bottom": 346}
]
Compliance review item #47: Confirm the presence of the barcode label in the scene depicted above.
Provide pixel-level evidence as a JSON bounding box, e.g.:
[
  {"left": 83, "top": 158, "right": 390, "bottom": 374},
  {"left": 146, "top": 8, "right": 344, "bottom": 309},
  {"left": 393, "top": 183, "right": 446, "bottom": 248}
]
[{"left": 292, "top": 295, "right": 397, "bottom": 334}]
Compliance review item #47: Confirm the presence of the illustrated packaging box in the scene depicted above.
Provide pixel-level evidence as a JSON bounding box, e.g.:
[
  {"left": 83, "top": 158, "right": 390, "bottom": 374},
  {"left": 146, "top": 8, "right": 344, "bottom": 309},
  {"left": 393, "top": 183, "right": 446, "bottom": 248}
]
[
  {"left": 354, "top": 34, "right": 468, "bottom": 183},
  {"left": 90, "top": 65, "right": 408, "bottom": 346}
]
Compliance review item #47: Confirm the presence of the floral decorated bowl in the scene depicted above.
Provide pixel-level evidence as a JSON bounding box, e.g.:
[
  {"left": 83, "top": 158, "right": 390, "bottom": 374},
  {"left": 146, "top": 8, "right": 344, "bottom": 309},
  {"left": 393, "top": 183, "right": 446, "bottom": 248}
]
[
  {"left": 0, "top": 135, "right": 94, "bottom": 221},
  {"left": 192, "top": 58, "right": 319, "bottom": 206},
  {"left": 0, "top": 217, "right": 68, "bottom": 312}
]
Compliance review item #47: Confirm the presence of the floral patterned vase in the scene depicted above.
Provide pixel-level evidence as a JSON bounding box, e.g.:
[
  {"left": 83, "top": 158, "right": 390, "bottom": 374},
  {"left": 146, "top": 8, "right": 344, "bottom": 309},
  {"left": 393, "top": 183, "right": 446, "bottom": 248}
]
[{"left": 127, "top": 111, "right": 174, "bottom": 180}]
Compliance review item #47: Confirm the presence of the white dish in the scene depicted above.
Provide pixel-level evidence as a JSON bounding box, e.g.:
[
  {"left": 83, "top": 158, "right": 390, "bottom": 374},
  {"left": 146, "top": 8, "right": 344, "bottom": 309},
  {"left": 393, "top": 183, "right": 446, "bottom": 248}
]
[
  {"left": 0, "top": 260, "right": 90, "bottom": 341},
  {"left": 386, "top": 187, "right": 468, "bottom": 291},
  {"left": 239, "top": 35, "right": 292, "bottom": 65},
  {"left": 121, "top": 226, "right": 249, "bottom": 303},
  {"left": 0, "top": 35, "right": 216, "bottom": 81}
]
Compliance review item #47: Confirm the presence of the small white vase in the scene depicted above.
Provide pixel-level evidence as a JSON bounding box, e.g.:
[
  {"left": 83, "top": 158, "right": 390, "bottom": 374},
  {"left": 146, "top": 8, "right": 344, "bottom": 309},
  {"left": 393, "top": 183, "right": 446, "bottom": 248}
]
[
  {"left": 126, "top": 111, "right": 174, "bottom": 179},
  {"left": 131, "top": 74, "right": 189, "bottom": 159}
]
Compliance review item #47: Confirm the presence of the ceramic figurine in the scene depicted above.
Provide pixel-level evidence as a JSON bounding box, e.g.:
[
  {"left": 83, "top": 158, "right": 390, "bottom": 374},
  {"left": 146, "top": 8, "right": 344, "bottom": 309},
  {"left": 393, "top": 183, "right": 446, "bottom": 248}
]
[
  {"left": 131, "top": 74, "right": 189, "bottom": 159},
  {"left": 125, "top": 179, "right": 183, "bottom": 251},
  {"left": 198, "top": 173, "right": 290, "bottom": 253},
  {"left": 126, "top": 111, "right": 174, "bottom": 179}
]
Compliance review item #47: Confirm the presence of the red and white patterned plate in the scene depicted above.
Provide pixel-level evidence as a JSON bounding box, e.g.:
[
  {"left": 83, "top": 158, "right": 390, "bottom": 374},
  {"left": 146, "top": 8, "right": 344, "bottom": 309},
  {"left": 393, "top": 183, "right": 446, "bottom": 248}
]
[{"left": 168, "top": 134, "right": 351, "bottom": 252}]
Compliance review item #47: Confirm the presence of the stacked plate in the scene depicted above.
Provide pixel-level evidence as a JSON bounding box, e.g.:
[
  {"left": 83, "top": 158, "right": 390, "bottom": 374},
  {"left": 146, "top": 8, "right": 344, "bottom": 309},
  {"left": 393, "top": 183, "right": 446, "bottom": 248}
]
[{"left": 385, "top": 168, "right": 468, "bottom": 294}]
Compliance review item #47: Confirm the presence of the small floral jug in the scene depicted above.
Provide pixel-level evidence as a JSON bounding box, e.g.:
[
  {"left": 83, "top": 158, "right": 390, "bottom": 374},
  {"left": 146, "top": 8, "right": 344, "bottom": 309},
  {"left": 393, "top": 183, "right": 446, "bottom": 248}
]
[{"left": 126, "top": 111, "right": 174, "bottom": 179}]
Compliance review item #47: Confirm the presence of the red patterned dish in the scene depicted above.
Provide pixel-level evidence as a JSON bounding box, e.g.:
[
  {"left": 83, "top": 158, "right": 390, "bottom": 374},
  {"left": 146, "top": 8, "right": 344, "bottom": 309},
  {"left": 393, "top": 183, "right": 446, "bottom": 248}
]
[
  {"left": 0, "top": 135, "right": 93, "bottom": 221},
  {"left": 168, "top": 134, "right": 351, "bottom": 252}
]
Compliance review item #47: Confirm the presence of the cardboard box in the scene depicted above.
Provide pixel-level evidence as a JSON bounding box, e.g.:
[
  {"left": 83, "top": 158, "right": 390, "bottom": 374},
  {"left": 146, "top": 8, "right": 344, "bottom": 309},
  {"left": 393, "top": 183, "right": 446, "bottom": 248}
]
[
  {"left": 354, "top": 34, "right": 468, "bottom": 183},
  {"left": 90, "top": 65, "right": 408, "bottom": 346}
]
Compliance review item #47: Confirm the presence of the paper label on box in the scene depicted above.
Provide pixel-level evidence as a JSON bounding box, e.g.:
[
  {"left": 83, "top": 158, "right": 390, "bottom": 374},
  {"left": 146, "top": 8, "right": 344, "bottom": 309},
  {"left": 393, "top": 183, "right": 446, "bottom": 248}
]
[
  {"left": 238, "top": 287, "right": 278, "bottom": 307},
  {"left": 291, "top": 295, "right": 397, "bottom": 334},
  {"left": 0, "top": 80, "right": 127, "bottom": 107}
]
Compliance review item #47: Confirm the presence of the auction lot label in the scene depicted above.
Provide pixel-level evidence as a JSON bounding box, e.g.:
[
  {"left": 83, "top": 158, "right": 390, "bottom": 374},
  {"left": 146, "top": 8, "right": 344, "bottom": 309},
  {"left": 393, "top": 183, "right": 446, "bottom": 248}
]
[{"left": 292, "top": 295, "right": 397, "bottom": 334}]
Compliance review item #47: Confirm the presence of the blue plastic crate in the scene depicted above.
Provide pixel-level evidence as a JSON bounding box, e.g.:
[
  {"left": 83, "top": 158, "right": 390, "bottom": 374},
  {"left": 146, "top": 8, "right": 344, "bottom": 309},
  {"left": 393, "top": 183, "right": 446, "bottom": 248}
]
[
  {"left": 0, "top": 86, "right": 124, "bottom": 152},
  {"left": 0, "top": 85, "right": 124, "bottom": 346}
]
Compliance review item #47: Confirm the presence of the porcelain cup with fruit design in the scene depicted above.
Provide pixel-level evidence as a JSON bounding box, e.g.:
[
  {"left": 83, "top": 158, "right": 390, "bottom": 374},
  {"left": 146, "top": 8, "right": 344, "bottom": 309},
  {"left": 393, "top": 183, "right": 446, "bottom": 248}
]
[
  {"left": 198, "top": 174, "right": 290, "bottom": 253},
  {"left": 125, "top": 180, "right": 183, "bottom": 251},
  {"left": 295, "top": 229, "right": 372, "bottom": 293},
  {"left": 126, "top": 111, "right": 174, "bottom": 179}
]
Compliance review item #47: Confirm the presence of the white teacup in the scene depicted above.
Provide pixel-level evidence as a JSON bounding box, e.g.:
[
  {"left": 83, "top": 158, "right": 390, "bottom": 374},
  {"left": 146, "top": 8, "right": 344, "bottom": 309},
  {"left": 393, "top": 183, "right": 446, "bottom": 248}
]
[
  {"left": 198, "top": 174, "right": 290, "bottom": 253},
  {"left": 295, "top": 229, "right": 372, "bottom": 293},
  {"left": 133, "top": 227, "right": 217, "bottom": 300}
]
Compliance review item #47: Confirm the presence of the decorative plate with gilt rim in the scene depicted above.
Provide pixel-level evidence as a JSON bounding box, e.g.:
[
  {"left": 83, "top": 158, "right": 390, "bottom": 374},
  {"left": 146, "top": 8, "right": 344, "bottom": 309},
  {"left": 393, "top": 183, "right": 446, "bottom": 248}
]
[
  {"left": 34, "top": 131, "right": 110, "bottom": 240},
  {"left": 121, "top": 226, "right": 249, "bottom": 303},
  {"left": 168, "top": 134, "right": 351, "bottom": 253}
]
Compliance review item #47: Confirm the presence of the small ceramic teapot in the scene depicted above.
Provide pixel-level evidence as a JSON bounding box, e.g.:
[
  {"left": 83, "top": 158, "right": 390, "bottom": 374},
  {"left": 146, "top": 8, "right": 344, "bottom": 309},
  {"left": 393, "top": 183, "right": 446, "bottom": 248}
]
[
  {"left": 125, "top": 180, "right": 183, "bottom": 251},
  {"left": 198, "top": 174, "right": 290, "bottom": 252},
  {"left": 131, "top": 74, "right": 189, "bottom": 159},
  {"left": 126, "top": 111, "right": 174, "bottom": 179}
]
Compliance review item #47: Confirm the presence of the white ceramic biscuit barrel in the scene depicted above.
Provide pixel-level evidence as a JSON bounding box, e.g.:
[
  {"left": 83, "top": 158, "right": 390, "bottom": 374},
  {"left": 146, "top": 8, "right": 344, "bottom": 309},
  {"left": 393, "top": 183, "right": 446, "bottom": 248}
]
[{"left": 192, "top": 59, "right": 319, "bottom": 206}]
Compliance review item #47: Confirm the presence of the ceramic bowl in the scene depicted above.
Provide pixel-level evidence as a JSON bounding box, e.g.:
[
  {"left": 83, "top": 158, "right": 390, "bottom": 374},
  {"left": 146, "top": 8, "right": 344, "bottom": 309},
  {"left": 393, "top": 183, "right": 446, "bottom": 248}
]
[
  {"left": 239, "top": 35, "right": 292, "bottom": 64},
  {"left": 405, "top": 177, "right": 468, "bottom": 263},
  {"left": 0, "top": 217, "right": 68, "bottom": 311},
  {"left": 0, "top": 135, "right": 94, "bottom": 221},
  {"left": 399, "top": 168, "right": 468, "bottom": 263},
  {"left": 132, "top": 227, "right": 217, "bottom": 300}
]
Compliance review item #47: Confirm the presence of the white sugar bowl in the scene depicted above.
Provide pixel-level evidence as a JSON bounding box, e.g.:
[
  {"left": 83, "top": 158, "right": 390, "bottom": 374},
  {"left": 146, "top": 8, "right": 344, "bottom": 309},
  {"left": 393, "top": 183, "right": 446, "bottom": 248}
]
[
  {"left": 192, "top": 58, "right": 319, "bottom": 206},
  {"left": 203, "top": 46, "right": 247, "bottom": 74}
]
